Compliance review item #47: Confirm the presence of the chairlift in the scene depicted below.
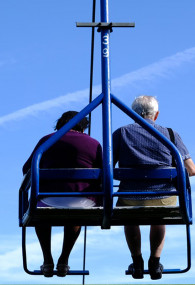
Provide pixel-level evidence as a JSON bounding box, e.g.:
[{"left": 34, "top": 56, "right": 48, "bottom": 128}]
[{"left": 19, "top": 0, "right": 193, "bottom": 283}]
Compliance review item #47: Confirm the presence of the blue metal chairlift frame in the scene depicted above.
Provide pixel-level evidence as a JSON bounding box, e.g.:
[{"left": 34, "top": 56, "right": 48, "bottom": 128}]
[{"left": 19, "top": 0, "right": 192, "bottom": 279}]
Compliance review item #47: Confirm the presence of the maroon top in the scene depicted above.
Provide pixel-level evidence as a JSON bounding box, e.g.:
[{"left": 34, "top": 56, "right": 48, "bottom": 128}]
[{"left": 23, "top": 130, "right": 103, "bottom": 205}]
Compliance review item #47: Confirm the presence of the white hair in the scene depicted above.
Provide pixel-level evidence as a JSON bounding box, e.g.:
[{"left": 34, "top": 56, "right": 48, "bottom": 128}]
[{"left": 131, "top": 95, "right": 159, "bottom": 119}]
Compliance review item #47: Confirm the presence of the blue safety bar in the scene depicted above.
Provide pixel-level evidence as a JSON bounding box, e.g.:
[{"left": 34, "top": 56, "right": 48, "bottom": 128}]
[{"left": 19, "top": 0, "right": 192, "bottom": 279}]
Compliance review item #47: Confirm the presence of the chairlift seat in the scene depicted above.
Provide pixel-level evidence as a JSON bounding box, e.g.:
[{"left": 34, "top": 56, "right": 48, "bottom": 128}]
[
  {"left": 21, "top": 205, "right": 187, "bottom": 227},
  {"left": 19, "top": 167, "right": 192, "bottom": 227}
]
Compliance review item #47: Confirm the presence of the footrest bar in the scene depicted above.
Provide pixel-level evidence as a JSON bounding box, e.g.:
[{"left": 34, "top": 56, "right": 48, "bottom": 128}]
[
  {"left": 29, "top": 270, "right": 89, "bottom": 276},
  {"left": 126, "top": 268, "right": 182, "bottom": 275}
]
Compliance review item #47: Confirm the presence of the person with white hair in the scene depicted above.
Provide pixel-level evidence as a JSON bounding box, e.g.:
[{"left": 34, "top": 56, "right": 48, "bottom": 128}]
[{"left": 113, "top": 95, "right": 195, "bottom": 280}]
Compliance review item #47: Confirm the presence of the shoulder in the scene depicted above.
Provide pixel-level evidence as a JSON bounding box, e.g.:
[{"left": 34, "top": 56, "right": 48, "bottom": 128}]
[
  {"left": 160, "top": 126, "right": 182, "bottom": 140},
  {"left": 113, "top": 127, "right": 122, "bottom": 141},
  {"left": 85, "top": 133, "right": 101, "bottom": 145},
  {"left": 75, "top": 132, "right": 102, "bottom": 147},
  {"left": 113, "top": 124, "right": 137, "bottom": 136},
  {"left": 113, "top": 124, "right": 133, "bottom": 133},
  {"left": 36, "top": 133, "right": 54, "bottom": 146},
  {"left": 152, "top": 123, "right": 171, "bottom": 136},
  {"left": 42, "top": 133, "right": 54, "bottom": 140},
  {"left": 80, "top": 133, "right": 102, "bottom": 155},
  {"left": 171, "top": 129, "right": 185, "bottom": 144},
  {"left": 154, "top": 124, "right": 187, "bottom": 146}
]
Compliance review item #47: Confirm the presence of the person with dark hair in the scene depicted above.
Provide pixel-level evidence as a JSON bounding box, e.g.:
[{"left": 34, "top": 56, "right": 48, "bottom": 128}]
[
  {"left": 113, "top": 96, "right": 195, "bottom": 280},
  {"left": 54, "top": 111, "right": 89, "bottom": 132},
  {"left": 23, "top": 111, "right": 102, "bottom": 277}
]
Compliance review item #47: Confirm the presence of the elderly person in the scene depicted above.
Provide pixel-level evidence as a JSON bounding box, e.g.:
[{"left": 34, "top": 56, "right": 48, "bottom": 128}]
[
  {"left": 23, "top": 111, "right": 102, "bottom": 277},
  {"left": 113, "top": 96, "right": 195, "bottom": 280}
]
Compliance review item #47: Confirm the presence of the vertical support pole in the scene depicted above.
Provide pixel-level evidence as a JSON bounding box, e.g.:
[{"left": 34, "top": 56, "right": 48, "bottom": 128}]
[
  {"left": 22, "top": 227, "right": 28, "bottom": 273},
  {"left": 82, "top": 226, "right": 87, "bottom": 285},
  {"left": 186, "top": 224, "right": 191, "bottom": 271},
  {"left": 88, "top": 0, "right": 96, "bottom": 136},
  {"left": 100, "top": 0, "right": 113, "bottom": 229}
]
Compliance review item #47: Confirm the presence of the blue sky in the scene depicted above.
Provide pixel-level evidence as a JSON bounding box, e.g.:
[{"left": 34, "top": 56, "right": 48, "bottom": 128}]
[{"left": 0, "top": 0, "right": 195, "bottom": 284}]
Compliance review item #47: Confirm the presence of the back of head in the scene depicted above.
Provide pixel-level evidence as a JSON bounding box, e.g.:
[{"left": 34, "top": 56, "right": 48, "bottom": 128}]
[
  {"left": 131, "top": 95, "right": 159, "bottom": 119},
  {"left": 54, "top": 111, "right": 89, "bottom": 132}
]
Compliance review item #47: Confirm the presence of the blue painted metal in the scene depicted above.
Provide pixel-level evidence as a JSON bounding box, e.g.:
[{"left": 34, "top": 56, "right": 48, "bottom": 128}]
[
  {"left": 37, "top": 192, "right": 103, "bottom": 198},
  {"left": 114, "top": 167, "right": 178, "bottom": 179},
  {"left": 114, "top": 191, "right": 179, "bottom": 197},
  {"left": 19, "top": 0, "right": 193, "bottom": 278},
  {"left": 100, "top": 0, "right": 113, "bottom": 229},
  {"left": 28, "top": 0, "right": 192, "bottom": 229},
  {"left": 23, "top": 0, "right": 192, "bottom": 233},
  {"left": 39, "top": 168, "right": 102, "bottom": 179}
]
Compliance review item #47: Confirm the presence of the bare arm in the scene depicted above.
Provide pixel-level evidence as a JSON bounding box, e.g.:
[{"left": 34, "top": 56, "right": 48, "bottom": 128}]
[{"left": 184, "top": 158, "right": 195, "bottom": 176}]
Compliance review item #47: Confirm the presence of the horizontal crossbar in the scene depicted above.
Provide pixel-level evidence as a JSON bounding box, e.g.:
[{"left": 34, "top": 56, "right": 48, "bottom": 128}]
[
  {"left": 76, "top": 22, "right": 135, "bottom": 28},
  {"left": 114, "top": 167, "right": 177, "bottom": 180},
  {"left": 38, "top": 191, "right": 103, "bottom": 198},
  {"left": 114, "top": 190, "right": 178, "bottom": 197},
  {"left": 40, "top": 168, "right": 102, "bottom": 180},
  {"left": 39, "top": 167, "right": 177, "bottom": 180}
]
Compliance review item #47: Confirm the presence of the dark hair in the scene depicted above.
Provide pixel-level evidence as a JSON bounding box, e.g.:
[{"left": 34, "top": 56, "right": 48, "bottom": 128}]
[{"left": 54, "top": 111, "right": 89, "bottom": 132}]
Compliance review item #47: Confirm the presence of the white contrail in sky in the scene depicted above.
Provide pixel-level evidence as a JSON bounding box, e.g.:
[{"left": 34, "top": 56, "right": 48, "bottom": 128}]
[
  {"left": 0, "top": 89, "right": 93, "bottom": 126},
  {"left": 111, "top": 47, "right": 195, "bottom": 88},
  {"left": 0, "top": 47, "right": 195, "bottom": 126}
]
